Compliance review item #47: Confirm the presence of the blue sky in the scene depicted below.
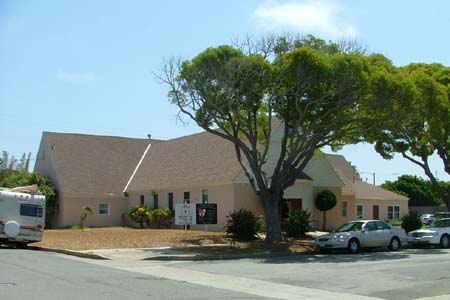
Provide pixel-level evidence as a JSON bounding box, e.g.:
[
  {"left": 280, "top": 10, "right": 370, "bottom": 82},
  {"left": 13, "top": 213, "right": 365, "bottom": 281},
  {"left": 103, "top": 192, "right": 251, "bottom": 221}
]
[{"left": 1, "top": 0, "right": 449, "bottom": 184}]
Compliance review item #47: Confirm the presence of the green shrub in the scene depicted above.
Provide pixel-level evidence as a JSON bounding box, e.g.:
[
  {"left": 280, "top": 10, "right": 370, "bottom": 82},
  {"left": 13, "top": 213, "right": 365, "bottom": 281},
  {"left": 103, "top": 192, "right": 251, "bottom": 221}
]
[
  {"left": 149, "top": 208, "right": 174, "bottom": 228},
  {"left": 401, "top": 212, "right": 423, "bottom": 233},
  {"left": 283, "top": 209, "right": 312, "bottom": 238},
  {"left": 129, "top": 205, "right": 149, "bottom": 228},
  {"left": 224, "top": 209, "right": 261, "bottom": 241}
]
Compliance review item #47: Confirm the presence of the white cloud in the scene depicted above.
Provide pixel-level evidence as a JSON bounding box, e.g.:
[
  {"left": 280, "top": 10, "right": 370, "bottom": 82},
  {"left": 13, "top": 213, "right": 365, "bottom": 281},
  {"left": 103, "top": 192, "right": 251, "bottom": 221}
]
[
  {"left": 250, "top": 0, "right": 358, "bottom": 38},
  {"left": 57, "top": 71, "right": 96, "bottom": 82}
]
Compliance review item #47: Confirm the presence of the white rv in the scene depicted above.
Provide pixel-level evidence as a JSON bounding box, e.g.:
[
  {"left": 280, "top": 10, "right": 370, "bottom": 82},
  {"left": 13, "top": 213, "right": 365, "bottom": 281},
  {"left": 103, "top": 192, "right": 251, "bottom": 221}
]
[{"left": 0, "top": 187, "right": 46, "bottom": 248}]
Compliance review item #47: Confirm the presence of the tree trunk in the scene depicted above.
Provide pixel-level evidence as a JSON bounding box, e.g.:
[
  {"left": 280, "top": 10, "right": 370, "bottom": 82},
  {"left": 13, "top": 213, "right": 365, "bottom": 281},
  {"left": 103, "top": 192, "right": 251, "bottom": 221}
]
[
  {"left": 261, "top": 190, "right": 284, "bottom": 242},
  {"left": 322, "top": 211, "right": 327, "bottom": 232}
]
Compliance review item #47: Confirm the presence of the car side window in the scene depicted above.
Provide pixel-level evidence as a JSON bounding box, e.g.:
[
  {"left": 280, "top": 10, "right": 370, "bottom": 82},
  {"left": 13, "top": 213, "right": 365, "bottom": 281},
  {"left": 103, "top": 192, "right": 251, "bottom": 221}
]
[
  {"left": 365, "top": 222, "right": 377, "bottom": 231},
  {"left": 375, "top": 221, "right": 391, "bottom": 230}
]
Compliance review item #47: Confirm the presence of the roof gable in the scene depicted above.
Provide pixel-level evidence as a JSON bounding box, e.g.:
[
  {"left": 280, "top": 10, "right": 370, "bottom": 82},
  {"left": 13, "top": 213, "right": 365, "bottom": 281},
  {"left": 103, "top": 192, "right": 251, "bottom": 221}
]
[{"left": 36, "top": 132, "right": 157, "bottom": 197}]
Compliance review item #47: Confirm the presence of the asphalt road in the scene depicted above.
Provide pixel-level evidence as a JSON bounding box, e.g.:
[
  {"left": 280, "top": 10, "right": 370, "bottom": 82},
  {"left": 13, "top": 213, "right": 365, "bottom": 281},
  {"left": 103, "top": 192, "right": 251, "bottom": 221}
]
[
  {"left": 162, "top": 248, "right": 450, "bottom": 300},
  {"left": 0, "top": 248, "right": 273, "bottom": 300},
  {"left": 1, "top": 247, "right": 450, "bottom": 300}
]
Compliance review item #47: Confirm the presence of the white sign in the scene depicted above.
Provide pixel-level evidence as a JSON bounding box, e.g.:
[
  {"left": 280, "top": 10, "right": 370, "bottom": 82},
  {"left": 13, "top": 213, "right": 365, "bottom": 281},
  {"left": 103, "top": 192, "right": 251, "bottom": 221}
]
[{"left": 175, "top": 204, "right": 196, "bottom": 225}]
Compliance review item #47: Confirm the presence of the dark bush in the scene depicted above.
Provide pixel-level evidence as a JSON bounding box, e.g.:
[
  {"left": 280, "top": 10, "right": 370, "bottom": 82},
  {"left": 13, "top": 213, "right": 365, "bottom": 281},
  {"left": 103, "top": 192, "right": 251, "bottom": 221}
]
[
  {"left": 401, "top": 212, "right": 423, "bottom": 233},
  {"left": 224, "top": 209, "right": 261, "bottom": 241},
  {"left": 283, "top": 209, "right": 312, "bottom": 238}
]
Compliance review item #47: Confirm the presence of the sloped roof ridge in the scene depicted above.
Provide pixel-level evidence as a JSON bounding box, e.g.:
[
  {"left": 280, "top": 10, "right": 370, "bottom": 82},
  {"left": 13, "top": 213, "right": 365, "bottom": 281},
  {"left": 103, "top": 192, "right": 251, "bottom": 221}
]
[
  {"left": 43, "top": 131, "right": 160, "bottom": 142},
  {"left": 164, "top": 130, "right": 209, "bottom": 142}
]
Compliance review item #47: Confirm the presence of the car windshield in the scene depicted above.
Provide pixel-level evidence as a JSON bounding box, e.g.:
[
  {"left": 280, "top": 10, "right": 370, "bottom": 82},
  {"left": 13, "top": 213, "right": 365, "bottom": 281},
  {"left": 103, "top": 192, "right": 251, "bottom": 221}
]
[{"left": 336, "top": 222, "right": 364, "bottom": 232}]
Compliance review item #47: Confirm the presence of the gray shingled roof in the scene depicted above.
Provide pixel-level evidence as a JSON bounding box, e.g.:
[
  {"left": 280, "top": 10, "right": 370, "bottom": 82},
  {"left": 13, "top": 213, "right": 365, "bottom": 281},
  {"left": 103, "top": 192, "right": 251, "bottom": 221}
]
[
  {"left": 325, "top": 154, "right": 408, "bottom": 201},
  {"left": 38, "top": 132, "right": 157, "bottom": 197},
  {"left": 126, "top": 131, "right": 243, "bottom": 191}
]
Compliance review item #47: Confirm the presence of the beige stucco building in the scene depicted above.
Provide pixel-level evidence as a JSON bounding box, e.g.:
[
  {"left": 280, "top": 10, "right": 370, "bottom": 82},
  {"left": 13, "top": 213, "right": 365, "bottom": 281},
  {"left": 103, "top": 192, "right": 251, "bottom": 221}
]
[{"left": 35, "top": 129, "right": 408, "bottom": 231}]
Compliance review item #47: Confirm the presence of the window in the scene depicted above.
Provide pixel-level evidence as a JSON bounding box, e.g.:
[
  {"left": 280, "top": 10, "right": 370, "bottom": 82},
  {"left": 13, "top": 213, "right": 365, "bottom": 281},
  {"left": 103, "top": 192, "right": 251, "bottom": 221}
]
[
  {"left": 365, "top": 221, "right": 377, "bottom": 231},
  {"left": 184, "top": 191, "right": 190, "bottom": 204},
  {"left": 387, "top": 205, "right": 400, "bottom": 220},
  {"left": 139, "top": 195, "right": 145, "bottom": 206},
  {"left": 99, "top": 203, "right": 109, "bottom": 215},
  {"left": 20, "top": 204, "right": 43, "bottom": 217},
  {"left": 168, "top": 192, "right": 174, "bottom": 210},
  {"left": 342, "top": 201, "right": 348, "bottom": 217},
  {"left": 356, "top": 204, "right": 363, "bottom": 219},
  {"left": 153, "top": 193, "right": 159, "bottom": 209},
  {"left": 375, "top": 221, "right": 391, "bottom": 230},
  {"left": 201, "top": 190, "right": 208, "bottom": 204}
]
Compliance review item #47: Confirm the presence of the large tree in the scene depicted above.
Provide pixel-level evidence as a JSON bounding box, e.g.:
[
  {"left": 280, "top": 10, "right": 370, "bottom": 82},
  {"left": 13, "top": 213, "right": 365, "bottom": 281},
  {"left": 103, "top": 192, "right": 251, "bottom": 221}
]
[
  {"left": 381, "top": 175, "right": 445, "bottom": 206},
  {"left": 160, "top": 35, "right": 384, "bottom": 241},
  {"left": 366, "top": 62, "right": 450, "bottom": 210}
]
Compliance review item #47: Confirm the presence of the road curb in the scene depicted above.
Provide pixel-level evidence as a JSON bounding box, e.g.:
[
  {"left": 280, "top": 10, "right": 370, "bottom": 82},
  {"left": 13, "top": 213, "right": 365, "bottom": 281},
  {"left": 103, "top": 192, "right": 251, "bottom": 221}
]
[
  {"left": 32, "top": 247, "right": 110, "bottom": 260},
  {"left": 143, "top": 250, "right": 316, "bottom": 261}
]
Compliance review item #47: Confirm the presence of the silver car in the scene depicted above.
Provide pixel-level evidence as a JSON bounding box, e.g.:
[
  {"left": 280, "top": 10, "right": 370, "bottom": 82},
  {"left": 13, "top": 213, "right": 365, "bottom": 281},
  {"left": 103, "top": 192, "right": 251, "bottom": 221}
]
[
  {"left": 408, "top": 218, "right": 450, "bottom": 248},
  {"left": 315, "top": 220, "right": 408, "bottom": 254}
]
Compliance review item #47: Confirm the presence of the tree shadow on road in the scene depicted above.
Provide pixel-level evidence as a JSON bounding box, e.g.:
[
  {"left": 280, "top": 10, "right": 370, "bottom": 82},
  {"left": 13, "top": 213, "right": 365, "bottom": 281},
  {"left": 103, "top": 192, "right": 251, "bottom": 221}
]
[{"left": 257, "top": 248, "right": 449, "bottom": 264}]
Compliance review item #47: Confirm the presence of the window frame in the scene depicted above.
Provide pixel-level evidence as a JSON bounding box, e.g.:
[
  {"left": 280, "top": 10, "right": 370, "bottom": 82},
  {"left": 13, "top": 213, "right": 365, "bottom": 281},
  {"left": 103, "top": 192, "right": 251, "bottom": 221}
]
[
  {"left": 183, "top": 191, "right": 190, "bottom": 204},
  {"left": 342, "top": 201, "right": 348, "bottom": 217},
  {"left": 98, "top": 203, "right": 110, "bottom": 216},
  {"left": 167, "top": 192, "right": 174, "bottom": 210},
  {"left": 356, "top": 204, "right": 364, "bottom": 219},
  {"left": 201, "top": 189, "right": 208, "bottom": 204},
  {"left": 20, "top": 203, "right": 43, "bottom": 218},
  {"left": 153, "top": 193, "right": 159, "bottom": 209},
  {"left": 139, "top": 195, "right": 145, "bottom": 206},
  {"left": 387, "top": 205, "right": 400, "bottom": 220}
]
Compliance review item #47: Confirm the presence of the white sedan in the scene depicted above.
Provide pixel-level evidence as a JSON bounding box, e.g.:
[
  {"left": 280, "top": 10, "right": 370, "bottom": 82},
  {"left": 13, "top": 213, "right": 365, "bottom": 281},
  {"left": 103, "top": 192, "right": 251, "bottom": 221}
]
[
  {"left": 408, "top": 218, "right": 450, "bottom": 248},
  {"left": 315, "top": 220, "right": 408, "bottom": 254}
]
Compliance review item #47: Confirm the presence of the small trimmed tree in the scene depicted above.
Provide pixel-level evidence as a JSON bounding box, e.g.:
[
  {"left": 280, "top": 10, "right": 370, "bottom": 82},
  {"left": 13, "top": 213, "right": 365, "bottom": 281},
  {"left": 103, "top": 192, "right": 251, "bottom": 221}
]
[
  {"left": 79, "top": 206, "right": 93, "bottom": 230},
  {"left": 315, "top": 190, "right": 337, "bottom": 231}
]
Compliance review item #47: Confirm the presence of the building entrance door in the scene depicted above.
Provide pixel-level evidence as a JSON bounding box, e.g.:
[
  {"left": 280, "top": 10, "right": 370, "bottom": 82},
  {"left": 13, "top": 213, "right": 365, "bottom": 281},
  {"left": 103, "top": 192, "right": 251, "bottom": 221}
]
[{"left": 373, "top": 205, "right": 379, "bottom": 220}]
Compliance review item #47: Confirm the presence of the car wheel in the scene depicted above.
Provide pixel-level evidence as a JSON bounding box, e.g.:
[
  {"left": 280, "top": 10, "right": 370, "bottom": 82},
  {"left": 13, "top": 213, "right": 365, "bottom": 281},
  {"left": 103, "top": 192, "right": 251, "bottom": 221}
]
[
  {"left": 389, "top": 237, "right": 400, "bottom": 251},
  {"left": 427, "top": 220, "right": 433, "bottom": 226},
  {"left": 440, "top": 234, "right": 450, "bottom": 248},
  {"left": 348, "top": 238, "right": 360, "bottom": 254}
]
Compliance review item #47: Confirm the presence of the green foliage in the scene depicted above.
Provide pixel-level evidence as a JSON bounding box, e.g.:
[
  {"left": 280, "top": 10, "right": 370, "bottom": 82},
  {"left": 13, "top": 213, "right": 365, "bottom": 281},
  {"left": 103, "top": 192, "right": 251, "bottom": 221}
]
[
  {"left": 283, "top": 209, "right": 312, "bottom": 238},
  {"left": 315, "top": 190, "right": 337, "bottom": 211},
  {"left": 389, "top": 220, "right": 403, "bottom": 228},
  {"left": 0, "top": 171, "right": 58, "bottom": 216},
  {"left": 224, "top": 209, "right": 262, "bottom": 241},
  {"left": 128, "top": 206, "right": 174, "bottom": 228},
  {"left": 315, "top": 190, "right": 337, "bottom": 231},
  {"left": 128, "top": 205, "right": 149, "bottom": 228},
  {"left": 381, "top": 175, "right": 444, "bottom": 206},
  {"left": 364, "top": 62, "right": 450, "bottom": 209},
  {"left": 162, "top": 34, "right": 408, "bottom": 241},
  {"left": 79, "top": 206, "right": 93, "bottom": 230},
  {"left": 401, "top": 212, "right": 423, "bottom": 233},
  {"left": 0, "top": 151, "right": 32, "bottom": 180},
  {"left": 149, "top": 208, "right": 174, "bottom": 228}
]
